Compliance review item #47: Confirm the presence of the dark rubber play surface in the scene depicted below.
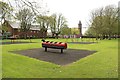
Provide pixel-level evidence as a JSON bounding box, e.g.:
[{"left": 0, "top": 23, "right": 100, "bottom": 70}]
[
  {"left": 1, "top": 41, "right": 35, "bottom": 45},
  {"left": 68, "top": 42, "right": 98, "bottom": 44},
  {"left": 12, "top": 48, "right": 96, "bottom": 65}
]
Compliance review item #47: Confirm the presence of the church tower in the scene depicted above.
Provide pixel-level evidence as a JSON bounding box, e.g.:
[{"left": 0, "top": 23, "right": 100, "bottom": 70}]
[{"left": 78, "top": 20, "right": 82, "bottom": 37}]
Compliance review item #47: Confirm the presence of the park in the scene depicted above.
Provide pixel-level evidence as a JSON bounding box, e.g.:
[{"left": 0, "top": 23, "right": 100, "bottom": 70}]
[
  {"left": 1, "top": 38, "right": 118, "bottom": 78},
  {"left": 0, "top": 0, "right": 119, "bottom": 79}
]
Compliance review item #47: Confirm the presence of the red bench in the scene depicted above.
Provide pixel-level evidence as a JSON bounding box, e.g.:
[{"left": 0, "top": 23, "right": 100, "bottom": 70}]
[{"left": 42, "top": 40, "right": 67, "bottom": 53}]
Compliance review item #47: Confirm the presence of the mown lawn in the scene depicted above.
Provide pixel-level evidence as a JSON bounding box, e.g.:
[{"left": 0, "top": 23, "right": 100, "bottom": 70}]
[{"left": 1, "top": 38, "right": 118, "bottom": 78}]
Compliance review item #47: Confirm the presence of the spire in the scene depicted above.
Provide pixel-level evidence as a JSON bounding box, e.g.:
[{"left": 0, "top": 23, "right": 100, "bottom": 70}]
[
  {"left": 78, "top": 20, "right": 82, "bottom": 25},
  {"left": 78, "top": 20, "right": 82, "bottom": 37}
]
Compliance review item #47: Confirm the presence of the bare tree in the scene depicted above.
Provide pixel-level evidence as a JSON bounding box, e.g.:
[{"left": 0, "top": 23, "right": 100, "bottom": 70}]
[
  {"left": 0, "top": 1, "right": 13, "bottom": 34},
  {"left": 36, "top": 15, "right": 50, "bottom": 38},
  {"left": 50, "top": 13, "right": 67, "bottom": 38},
  {"left": 1, "top": 0, "right": 49, "bottom": 39},
  {"left": 16, "top": 8, "right": 34, "bottom": 39}
]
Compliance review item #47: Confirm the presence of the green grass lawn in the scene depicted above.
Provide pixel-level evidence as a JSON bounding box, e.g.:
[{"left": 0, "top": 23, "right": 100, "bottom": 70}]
[{"left": 1, "top": 38, "right": 118, "bottom": 78}]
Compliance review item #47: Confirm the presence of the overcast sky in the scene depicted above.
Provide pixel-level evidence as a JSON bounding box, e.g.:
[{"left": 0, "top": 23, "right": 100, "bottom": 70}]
[
  {"left": 43, "top": 0, "right": 119, "bottom": 34},
  {"left": 3, "top": 0, "right": 119, "bottom": 34}
]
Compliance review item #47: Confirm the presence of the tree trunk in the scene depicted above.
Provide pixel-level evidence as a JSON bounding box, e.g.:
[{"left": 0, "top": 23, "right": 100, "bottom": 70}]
[
  {"left": 24, "top": 32, "right": 27, "bottom": 39},
  {"left": 56, "top": 34, "right": 58, "bottom": 39},
  {"left": 108, "top": 35, "right": 111, "bottom": 40}
]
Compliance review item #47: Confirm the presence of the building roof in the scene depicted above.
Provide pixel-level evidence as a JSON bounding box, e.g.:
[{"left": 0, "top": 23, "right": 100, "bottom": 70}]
[
  {"left": 9, "top": 22, "right": 21, "bottom": 29},
  {"left": 8, "top": 21, "right": 40, "bottom": 31},
  {"left": 30, "top": 25, "right": 40, "bottom": 30}
]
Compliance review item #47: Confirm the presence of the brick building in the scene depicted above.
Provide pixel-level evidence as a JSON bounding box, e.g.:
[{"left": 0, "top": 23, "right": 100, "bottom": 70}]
[{"left": 2, "top": 20, "right": 47, "bottom": 38}]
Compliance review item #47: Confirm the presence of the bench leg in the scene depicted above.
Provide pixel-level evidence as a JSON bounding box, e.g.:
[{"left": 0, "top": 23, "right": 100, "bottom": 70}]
[
  {"left": 45, "top": 47, "right": 47, "bottom": 52},
  {"left": 61, "top": 49, "right": 63, "bottom": 53}
]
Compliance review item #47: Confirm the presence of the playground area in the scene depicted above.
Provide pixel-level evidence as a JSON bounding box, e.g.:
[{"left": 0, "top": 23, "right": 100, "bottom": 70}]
[
  {"left": 11, "top": 48, "right": 96, "bottom": 65},
  {"left": 1, "top": 0, "right": 119, "bottom": 78},
  {"left": 65, "top": 37, "right": 99, "bottom": 44},
  {"left": 68, "top": 42, "right": 97, "bottom": 44},
  {"left": 1, "top": 41, "right": 35, "bottom": 45},
  {"left": 1, "top": 40, "right": 33, "bottom": 45},
  {"left": 2, "top": 38, "right": 118, "bottom": 78},
  {"left": 0, "top": 37, "right": 33, "bottom": 45},
  {"left": 1, "top": 36, "right": 99, "bottom": 45}
]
